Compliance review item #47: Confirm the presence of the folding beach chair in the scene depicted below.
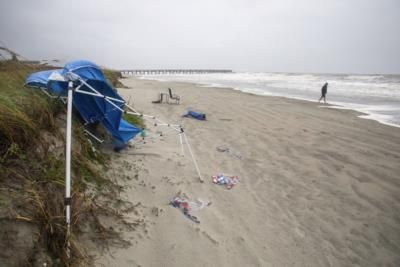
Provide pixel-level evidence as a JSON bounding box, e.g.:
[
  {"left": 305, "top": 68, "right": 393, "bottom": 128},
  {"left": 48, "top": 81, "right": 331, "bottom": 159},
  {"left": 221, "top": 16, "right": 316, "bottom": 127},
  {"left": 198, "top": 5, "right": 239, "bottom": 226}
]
[
  {"left": 168, "top": 88, "right": 181, "bottom": 104},
  {"left": 152, "top": 92, "right": 168, "bottom": 104}
]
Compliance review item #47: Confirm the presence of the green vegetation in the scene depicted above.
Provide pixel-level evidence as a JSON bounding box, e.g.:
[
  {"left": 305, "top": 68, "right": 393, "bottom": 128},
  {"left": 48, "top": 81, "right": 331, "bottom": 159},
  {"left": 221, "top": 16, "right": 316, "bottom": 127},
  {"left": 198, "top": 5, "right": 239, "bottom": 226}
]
[
  {"left": 0, "top": 60, "right": 134, "bottom": 266},
  {"left": 103, "top": 68, "right": 125, "bottom": 88},
  {"left": 0, "top": 61, "right": 58, "bottom": 158},
  {"left": 123, "top": 113, "right": 146, "bottom": 129}
]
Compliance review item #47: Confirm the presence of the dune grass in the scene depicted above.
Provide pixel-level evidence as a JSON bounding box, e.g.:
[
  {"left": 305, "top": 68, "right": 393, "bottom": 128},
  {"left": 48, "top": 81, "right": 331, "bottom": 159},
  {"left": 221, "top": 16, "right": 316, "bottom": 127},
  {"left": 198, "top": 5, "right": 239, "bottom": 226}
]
[
  {"left": 103, "top": 68, "right": 125, "bottom": 88},
  {"left": 123, "top": 113, "right": 146, "bottom": 129},
  {"left": 0, "top": 61, "right": 58, "bottom": 155},
  {"left": 0, "top": 60, "right": 136, "bottom": 266}
]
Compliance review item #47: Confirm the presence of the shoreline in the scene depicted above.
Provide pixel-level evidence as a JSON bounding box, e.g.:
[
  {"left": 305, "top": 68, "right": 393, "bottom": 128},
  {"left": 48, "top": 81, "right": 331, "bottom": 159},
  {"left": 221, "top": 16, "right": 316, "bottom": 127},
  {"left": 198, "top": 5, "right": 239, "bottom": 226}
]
[
  {"left": 97, "top": 76, "right": 400, "bottom": 267},
  {"left": 135, "top": 75, "right": 400, "bottom": 129}
]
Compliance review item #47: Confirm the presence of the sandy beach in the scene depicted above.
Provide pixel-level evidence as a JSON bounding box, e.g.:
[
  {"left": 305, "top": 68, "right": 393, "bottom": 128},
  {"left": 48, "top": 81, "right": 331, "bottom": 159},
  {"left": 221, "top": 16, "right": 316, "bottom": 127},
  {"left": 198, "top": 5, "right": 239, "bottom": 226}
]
[{"left": 94, "top": 77, "right": 400, "bottom": 267}]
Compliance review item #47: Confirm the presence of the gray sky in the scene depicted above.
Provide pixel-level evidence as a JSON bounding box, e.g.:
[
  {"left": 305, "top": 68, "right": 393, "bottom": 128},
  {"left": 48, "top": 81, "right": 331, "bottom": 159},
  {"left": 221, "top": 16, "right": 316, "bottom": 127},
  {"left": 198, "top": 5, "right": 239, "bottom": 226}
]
[{"left": 1, "top": 0, "right": 399, "bottom": 73}]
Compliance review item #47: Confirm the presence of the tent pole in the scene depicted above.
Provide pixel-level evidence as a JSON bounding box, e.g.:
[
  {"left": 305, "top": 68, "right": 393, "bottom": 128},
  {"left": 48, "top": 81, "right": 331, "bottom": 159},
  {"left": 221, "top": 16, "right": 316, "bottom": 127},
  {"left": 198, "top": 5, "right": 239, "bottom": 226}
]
[
  {"left": 73, "top": 75, "right": 183, "bottom": 133},
  {"left": 65, "top": 81, "right": 73, "bottom": 258},
  {"left": 179, "top": 133, "right": 185, "bottom": 156},
  {"left": 182, "top": 132, "right": 204, "bottom": 183}
]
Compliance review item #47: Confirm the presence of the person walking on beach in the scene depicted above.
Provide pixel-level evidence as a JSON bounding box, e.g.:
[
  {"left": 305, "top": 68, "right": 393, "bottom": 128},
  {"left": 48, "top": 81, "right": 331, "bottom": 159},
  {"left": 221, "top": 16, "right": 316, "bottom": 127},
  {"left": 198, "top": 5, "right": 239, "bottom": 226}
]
[{"left": 319, "top": 82, "right": 328, "bottom": 103}]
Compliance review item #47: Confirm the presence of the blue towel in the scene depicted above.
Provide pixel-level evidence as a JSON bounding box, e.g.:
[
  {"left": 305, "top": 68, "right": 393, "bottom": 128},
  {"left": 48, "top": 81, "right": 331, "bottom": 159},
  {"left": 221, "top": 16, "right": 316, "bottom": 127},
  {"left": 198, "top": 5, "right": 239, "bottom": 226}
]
[{"left": 183, "top": 110, "right": 206, "bottom": 120}]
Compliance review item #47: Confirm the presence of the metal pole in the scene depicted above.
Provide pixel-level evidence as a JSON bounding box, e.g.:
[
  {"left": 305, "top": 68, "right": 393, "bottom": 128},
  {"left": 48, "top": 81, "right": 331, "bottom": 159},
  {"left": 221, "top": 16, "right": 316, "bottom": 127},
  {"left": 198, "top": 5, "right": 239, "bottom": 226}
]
[{"left": 65, "top": 81, "right": 73, "bottom": 257}]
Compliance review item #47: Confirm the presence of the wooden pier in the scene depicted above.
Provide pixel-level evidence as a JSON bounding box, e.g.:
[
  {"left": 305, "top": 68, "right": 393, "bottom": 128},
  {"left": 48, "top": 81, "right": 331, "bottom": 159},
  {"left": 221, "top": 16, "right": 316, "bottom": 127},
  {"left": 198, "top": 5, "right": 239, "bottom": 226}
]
[{"left": 120, "top": 69, "right": 233, "bottom": 76}]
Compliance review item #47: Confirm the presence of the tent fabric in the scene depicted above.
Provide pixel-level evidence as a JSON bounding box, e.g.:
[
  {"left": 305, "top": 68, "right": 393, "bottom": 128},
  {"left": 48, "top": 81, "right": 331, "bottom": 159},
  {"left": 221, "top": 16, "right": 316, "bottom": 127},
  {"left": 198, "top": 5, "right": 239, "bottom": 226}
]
[
  {"left": 114, "top": 119, "right": 142, "bottom": 149},
  {"left": 72, "top": 79, "right": 123, "bottom": 127},
  {"left": 26, "top": 70, "right": 55, "bottom": 88},
  {"left": 25, "top": 60, "right": 140, "bottom": 147},
  {"left": 25, "top": 69, "right": 67, "bottom": 95},
  {"left": 63, "top": 60, "right": 106, "bottom": 81}
]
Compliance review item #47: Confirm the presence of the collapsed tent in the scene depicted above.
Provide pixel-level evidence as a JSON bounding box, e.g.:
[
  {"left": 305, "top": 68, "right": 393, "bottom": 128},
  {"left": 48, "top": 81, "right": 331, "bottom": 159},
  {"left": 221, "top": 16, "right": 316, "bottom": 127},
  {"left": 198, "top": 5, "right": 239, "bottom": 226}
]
[
  {"left": 26, "top": 69, "right": 67, "bottom": 95},
  {"left": 25, "top": 60, "right": 141, "bottom": 148},
  {"left": 25, "top": 60, "right": 204, "bottom": 254}
]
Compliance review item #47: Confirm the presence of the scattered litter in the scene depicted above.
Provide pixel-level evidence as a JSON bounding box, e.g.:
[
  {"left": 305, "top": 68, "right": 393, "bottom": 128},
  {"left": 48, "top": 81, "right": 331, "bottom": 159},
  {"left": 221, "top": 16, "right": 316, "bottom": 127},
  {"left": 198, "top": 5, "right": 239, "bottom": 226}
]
[
  {"left": 216, "top": 146, "right": 229, "bottom": 152},
  {"left": 140, "top": 129, "right": 146, "bottom": 139},
  {"left": 169, "top": 192, "right": 209, "bottom": 223},
  {"left": 183, "top": 110, "right": 206, "bottom": 120},
  {"left": 212, "top": 174, "right": 239, "bottom": 190},
  {"left": 216, "top": 145, "right": 242, "bottom": 160}
]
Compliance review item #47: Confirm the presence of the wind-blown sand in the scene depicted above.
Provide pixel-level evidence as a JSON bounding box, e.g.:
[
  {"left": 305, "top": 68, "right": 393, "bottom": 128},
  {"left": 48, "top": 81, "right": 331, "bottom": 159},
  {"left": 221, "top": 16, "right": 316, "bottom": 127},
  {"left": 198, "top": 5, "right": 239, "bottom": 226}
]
[{"left": 95, "top": 77, "right": 400, "bottom": 267}]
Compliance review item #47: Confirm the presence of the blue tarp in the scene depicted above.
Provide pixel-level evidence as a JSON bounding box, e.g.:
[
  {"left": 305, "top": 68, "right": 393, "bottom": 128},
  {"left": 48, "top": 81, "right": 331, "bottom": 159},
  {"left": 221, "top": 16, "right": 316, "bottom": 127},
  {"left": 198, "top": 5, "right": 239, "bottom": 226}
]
[
  {"left": 25, "top": 60, "right": 141, "bottom": 148},
  {"left": 183, "top": 110, "right": 207, "bottom": 120}
]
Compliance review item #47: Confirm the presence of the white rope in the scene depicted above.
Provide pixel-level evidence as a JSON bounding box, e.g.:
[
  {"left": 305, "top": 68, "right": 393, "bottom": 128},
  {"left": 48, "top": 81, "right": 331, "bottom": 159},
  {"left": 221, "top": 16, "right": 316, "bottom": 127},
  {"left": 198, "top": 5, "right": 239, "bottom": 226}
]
[
  {"left": 42, "top": 73, "right": 205, "bottom": 182},
  {"left": 124, "top": 104, "right": 182, "bottom": 133},
  {"left": 74, "top": 78, "right": 204, "bottom": 181},
  {"left": 182, "top": 132, "right": 204, "bottom": 182},
  {"left": 70, "top": 79, "right": 182, "bottom": 134},
  {"left": 157, "top": 126, "right": 179, "bottom": 136},
  {"left": 71, "top": 78, "right": 184, "bottom": 138},
  {"left": 123, "top": 105, "right": 202, "bottom": 181},
  {"left": 130, "top": 127, "right": 179, "bottom": 148},
  {"left": 179, "top": 133, "right": 185, "bottom": 156}
]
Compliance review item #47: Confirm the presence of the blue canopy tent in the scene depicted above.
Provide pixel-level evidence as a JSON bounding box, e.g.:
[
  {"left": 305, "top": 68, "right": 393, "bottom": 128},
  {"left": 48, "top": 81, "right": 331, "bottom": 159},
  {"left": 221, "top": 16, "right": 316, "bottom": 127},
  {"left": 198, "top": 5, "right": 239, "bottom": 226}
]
[
  {"left": 26, "top": 69, "right": 56, "bottom": 88},
  {"left": 26, "top": 60, "right": 142, "bottom": 248},
  {"left": 25, "top": 60, "right": 141, "bottom": 147},
  {"left": 25, "top": 60, "right": 204, "bottom": 255},
  {"left": 25, "top": 69, "right": 67, "bottom": 96}
]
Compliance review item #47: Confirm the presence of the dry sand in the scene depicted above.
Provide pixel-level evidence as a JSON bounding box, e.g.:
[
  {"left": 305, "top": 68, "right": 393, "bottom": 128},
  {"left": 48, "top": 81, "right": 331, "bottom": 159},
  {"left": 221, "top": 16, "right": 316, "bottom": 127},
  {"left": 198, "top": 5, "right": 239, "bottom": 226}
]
[{"left": 94, "top": 77, "right": 400, "bottom": 267}]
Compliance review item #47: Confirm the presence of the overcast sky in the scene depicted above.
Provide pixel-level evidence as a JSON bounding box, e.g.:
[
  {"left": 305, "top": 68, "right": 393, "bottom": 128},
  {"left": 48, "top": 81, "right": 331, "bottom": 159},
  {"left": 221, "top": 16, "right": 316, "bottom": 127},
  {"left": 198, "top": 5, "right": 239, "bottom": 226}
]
[{"left": 0, "top": 0, "right": 399, "bottom": 73}]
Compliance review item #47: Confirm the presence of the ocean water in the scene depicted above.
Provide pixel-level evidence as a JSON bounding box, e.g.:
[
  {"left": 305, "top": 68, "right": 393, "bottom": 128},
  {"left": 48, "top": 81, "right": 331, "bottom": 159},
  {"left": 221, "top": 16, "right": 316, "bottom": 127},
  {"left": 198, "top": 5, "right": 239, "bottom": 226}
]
[{"left": 141, "top": 72, "right": 400, "bottom": 128}]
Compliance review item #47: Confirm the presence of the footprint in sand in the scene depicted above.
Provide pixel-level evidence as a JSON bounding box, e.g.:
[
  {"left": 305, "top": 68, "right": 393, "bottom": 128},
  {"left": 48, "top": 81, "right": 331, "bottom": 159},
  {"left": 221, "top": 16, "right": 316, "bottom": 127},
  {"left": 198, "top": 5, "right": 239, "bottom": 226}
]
[
  {"left": 195, "top": 228, "right": 219, "bottom": 245},
  {"left": 151, "top": 207, "right": 161, "bottom": 217},
  {"left": 177, "top": 161, "right": 185, "bottom": 167},
  {"left": 161, "top": 176, "right": 183, "bottom": 186},
  {"left": 295, "top": 227, "right": 306, "bottom": 238}
]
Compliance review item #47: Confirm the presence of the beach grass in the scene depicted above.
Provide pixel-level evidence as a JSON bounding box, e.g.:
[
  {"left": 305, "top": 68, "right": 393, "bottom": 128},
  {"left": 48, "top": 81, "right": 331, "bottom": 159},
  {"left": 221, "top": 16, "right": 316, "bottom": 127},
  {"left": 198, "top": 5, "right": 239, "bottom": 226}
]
[
  {"left": 123, "top": 112, "right": 146, "bottom": 129},
  {"left": 0, "top": 60, "right": 134, "bottom": 266},
  {"left": 103, "top": 68, "right": 125, "bottom": 88}
]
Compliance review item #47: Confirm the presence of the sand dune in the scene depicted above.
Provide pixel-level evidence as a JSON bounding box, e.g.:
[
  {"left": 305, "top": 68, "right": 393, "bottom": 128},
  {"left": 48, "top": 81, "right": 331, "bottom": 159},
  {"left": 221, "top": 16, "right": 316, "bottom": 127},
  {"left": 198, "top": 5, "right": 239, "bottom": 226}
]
[{"left": 94, "top": 77, "right": 400, "bottom": 267}]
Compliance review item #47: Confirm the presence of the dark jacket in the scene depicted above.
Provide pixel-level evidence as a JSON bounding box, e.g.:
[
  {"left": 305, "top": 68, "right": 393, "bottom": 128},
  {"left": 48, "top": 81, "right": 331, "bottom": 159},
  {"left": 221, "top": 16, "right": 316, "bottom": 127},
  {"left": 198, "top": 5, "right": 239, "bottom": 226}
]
[{"left": 321, "top": 83, "right": 328, "bottom": 95}]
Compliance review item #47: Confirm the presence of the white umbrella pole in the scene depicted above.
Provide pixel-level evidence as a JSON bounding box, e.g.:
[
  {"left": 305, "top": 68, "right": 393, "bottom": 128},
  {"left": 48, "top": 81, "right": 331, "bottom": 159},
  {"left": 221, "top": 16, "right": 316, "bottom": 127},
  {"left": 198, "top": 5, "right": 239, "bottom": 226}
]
[{"left": 65, "top": 81, "right": 73, "bottom": 257}]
